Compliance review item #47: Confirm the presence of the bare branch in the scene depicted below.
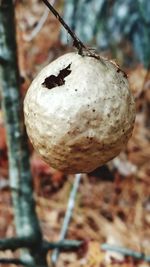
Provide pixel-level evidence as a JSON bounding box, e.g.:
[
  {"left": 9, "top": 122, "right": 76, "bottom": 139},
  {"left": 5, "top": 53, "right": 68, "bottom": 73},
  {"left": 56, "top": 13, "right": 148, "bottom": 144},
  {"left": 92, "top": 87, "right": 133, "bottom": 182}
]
[
  {"left": 51, "top": 174, "right": 82, "bottom": 266},
  {"left": 43, "top": 240, "right": 82, "bottom": 251},
  {"left": 0, "top": 237, "right": 82, "bottom": 252},
  {"left": 23, "top": 8, "right": 49, "bottom": 42},
  {"left": 0, "top": 258, "right": 29, "bottom": 266},
  {"left": 0, "top": 237, "right": 34, "bottom": 251},
  {"left": 101, "top": 244, "right": 150, "bottom": 262},
  {"left": 23, "top": 0, "right": 56, "bottom": 42},
  {"left": 41, "top": 0, "right": 86, "bottom": 54}
]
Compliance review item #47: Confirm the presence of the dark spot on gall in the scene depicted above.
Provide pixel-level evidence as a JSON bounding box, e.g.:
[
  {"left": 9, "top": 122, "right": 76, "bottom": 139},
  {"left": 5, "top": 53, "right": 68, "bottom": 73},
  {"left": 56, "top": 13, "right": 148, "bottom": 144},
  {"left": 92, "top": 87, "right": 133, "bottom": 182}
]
[
  {"left": 42, "top": 63, "right": 72, "bottom": 89},
  {"left": 123, "top": 72, "right": 128, "bottom": 78},
  {"left": 117, "top": 67, "right": 128, "bottom": 79}
]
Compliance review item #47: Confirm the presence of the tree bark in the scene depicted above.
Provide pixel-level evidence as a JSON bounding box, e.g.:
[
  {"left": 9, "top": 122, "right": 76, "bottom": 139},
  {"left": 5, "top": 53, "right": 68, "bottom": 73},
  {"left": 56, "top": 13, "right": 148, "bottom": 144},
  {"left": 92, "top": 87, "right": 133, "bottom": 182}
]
[{"left": 0, "top": 1, "right": 47, "bottom": 266}]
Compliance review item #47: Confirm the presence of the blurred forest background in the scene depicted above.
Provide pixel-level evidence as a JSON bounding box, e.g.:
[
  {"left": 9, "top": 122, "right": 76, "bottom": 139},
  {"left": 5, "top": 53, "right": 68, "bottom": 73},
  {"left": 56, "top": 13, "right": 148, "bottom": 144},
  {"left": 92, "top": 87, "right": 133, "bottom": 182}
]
[{"left": 0, "top": 0, "right": 150, "bottom": 266}]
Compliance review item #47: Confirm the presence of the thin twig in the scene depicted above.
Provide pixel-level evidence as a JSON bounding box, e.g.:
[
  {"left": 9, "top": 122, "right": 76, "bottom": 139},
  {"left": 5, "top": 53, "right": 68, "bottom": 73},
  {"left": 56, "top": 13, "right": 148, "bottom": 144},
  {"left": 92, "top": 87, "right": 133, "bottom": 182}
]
[
  {"left": 41, "top": 0, "right": 101, "bottom": 59},
  {"left": 43, "top": 239, "right": 82, "bottom": 251},
  {"left": 51, "top": 173, "right": 82, "bottom": 266},
  {"left": 0, "top": 237, "right": 31, "bottom": 251},
  {"left": 23, "top": 8, "right": 49, "bottom": 42},
  {"left": 41, "top": 0, "right": 86, "bottom": 54},
  {"left": 0, "top": 237, "right": 82, "bottom": 252},
  {"left": 101, "top": 244, "right": 150, "bottom": 262},
  {"left": 0, "top": 240, "right": 150, "bottom": 266},
  {"left": 0, "top": 258, "right": 29, "bottom": 266},
  {"left": 23, "top": 0, "right": 55, "bottom": 42}
]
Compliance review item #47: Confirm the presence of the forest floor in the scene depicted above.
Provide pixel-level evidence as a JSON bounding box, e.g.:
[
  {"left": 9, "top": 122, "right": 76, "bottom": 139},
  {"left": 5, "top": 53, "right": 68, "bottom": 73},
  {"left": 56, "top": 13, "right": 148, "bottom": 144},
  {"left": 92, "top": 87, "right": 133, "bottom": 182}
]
[{"left": 0, "top": 1, "right": 150, "bottom": 267}]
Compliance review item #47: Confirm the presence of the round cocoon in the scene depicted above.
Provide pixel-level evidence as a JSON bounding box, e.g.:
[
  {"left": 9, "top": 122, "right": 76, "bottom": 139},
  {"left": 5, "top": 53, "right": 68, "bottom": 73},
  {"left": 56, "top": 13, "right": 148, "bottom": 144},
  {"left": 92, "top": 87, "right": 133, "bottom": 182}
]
[{"left": 24, "top": 52, "right": 135, "bottom": 174}]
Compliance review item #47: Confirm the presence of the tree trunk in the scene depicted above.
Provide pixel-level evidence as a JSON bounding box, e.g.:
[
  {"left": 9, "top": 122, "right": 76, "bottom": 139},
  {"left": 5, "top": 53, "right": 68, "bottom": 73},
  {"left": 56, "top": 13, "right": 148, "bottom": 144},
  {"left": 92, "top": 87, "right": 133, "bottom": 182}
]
[{"left": 0, "top": 1, "right": 47, "bottom": 266}]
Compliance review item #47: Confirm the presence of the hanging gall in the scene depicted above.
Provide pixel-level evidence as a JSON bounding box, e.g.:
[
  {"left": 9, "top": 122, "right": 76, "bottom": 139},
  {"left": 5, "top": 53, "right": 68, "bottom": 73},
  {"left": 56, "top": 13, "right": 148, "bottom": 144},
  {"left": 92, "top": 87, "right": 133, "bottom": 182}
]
[{"left": 24, "top": 52, "right": 135, "bottom": 173}]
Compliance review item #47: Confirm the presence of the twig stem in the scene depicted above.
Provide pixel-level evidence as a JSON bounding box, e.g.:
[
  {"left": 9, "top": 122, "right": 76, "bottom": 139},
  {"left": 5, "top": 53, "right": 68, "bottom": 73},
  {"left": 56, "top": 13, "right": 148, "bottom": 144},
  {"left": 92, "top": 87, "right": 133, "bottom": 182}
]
[
  {"left": 0, "top": 237, "right": 82, "bottom": 251},
  {"left": 41, "top": 0, "right": 86, "bottom": 54},
  {"left": 0, "top": 258, "right": 29, "bottom": 266},
  {"left": 51, "top": 173, "right": 82, "bottom": 266},
  {"left": 101, "top": 244, "right": 150, "bottom": 262}
]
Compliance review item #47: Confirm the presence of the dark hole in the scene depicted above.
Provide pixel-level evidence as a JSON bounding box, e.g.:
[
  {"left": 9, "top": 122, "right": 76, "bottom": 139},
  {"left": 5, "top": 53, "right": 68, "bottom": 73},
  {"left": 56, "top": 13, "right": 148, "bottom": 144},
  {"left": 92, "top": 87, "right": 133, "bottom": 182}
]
[{"left": 42, "top": 63, "right": 72, "bottom": 89}]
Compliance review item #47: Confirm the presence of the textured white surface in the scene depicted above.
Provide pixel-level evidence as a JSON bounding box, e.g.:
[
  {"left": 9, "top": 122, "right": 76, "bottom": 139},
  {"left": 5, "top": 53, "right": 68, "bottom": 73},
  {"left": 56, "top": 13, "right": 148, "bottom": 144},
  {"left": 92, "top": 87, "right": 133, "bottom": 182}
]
[{"left": 24, "top": 52, "right": 135, "bottom": 173}]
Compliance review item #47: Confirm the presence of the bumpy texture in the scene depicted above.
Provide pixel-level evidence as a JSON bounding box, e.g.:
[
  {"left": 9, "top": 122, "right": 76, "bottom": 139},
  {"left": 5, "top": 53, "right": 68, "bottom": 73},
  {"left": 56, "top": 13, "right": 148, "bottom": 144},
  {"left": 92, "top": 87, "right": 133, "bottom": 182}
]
[{"left": 24, "top": 52, "right": 135, "bottom": 173}]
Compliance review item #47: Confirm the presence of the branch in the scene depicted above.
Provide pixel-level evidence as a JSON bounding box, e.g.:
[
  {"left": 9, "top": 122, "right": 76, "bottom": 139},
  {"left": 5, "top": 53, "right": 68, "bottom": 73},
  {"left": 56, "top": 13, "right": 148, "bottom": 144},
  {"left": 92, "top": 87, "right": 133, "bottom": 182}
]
[
  {"left": 101, "top": 244, "right": 150, "bottom": 262},
  {"left": 1, "top": 243, "right": 150, "bottom": 267},
  {"left": 0, "top": 258, "right": 29, "bottom": 266},
  {"left": 0, "top": 0, "right": 42, "bottom": 242},
  {"left": 43, "top": 240, "right": 82, "bottom": 251},
  {"left": 0, "top": 237, "right": 34, "bottom": 251},
  {"left": 23, "top": 8, "right": 49, "bottom": 42},
  {"left": 0, "top": 237, "right": 82, "bottom": 252},
  {"left": 0, "top": 1, "right": 48, "bottom": 266},
  {"left": 51, "top": 173, "right": 82, "bottom": 265},
  {"left": 23, "top": 0, "right": 57, "bottom": 42},
  {"left": 41, "top": 0, "right": 86, "bottom": 54}
]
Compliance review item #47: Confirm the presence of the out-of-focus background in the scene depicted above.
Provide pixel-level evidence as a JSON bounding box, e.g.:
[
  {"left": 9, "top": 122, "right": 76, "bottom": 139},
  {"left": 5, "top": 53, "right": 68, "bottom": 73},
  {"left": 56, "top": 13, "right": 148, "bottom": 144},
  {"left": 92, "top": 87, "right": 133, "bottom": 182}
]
[{"left": 0, "top": 0, "right": 150, "bottom": 266}]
